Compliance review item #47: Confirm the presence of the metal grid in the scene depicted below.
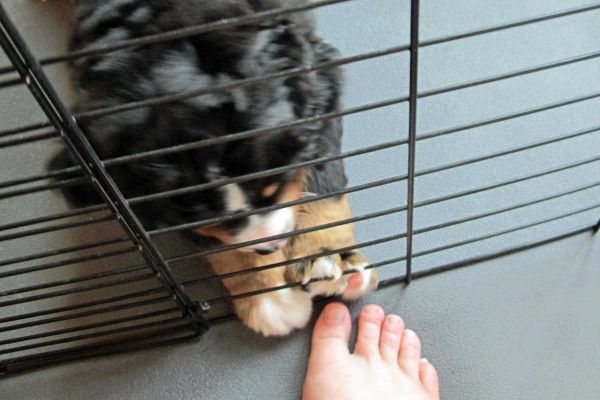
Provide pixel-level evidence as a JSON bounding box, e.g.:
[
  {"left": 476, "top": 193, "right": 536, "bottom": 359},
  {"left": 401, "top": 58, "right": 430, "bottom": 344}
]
[{"left": 0, "top": 0, "right": 599, "bottom": 375}]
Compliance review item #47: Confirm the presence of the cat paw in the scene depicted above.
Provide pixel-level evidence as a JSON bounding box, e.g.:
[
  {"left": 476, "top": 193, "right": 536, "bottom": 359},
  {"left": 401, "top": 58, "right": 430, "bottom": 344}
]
[
  {"left": 234, "top": 288, "right": 313, "bottom": 336},
  {"left": 287, "top": 250, "right": 378, "bottom": 300}
]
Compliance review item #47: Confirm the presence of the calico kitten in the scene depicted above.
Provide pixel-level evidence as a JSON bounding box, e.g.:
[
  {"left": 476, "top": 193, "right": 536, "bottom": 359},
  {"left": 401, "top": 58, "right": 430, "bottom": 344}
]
[{"left": 50, "top": 0, "right": 378, "bottom": 336}]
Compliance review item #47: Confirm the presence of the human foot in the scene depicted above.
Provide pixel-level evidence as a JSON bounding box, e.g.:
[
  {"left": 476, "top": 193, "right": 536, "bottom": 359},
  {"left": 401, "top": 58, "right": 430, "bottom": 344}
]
[{"left": 302, "top": 303, "right": 440, "bottom": 400}]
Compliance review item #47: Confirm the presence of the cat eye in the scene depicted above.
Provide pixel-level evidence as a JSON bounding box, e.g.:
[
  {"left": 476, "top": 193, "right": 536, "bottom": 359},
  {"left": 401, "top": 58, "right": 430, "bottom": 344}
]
[{"left": 261, "top": 183, "right": 280, "bottom": 198}]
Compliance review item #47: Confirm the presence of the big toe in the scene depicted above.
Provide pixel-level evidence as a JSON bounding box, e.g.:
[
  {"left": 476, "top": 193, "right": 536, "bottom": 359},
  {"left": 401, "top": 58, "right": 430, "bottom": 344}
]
[
  {"left": 310, "top": 302, "right": 351, "bottom": 360},
  {"left": 419, "top": 359, "right": 440, "bottom": 399}
]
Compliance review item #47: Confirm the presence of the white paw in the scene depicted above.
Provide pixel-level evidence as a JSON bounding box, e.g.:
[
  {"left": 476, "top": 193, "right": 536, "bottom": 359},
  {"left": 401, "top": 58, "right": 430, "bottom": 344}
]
[
  {"left": 241, "top": 288, "right": 313, "bottom": 337},
  {"left": 303, "top": 256, "right": 348, "bottom": 298}
]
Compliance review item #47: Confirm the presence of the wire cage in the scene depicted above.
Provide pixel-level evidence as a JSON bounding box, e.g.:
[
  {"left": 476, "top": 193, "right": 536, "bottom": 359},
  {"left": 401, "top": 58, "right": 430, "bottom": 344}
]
[{"left": 1, "top": 0, "right": 599, "bottom": 376}]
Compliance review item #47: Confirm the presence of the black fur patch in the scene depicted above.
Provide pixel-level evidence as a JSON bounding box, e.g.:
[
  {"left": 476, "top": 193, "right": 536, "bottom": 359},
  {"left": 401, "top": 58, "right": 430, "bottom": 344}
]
[{"left": 51, "top": 0, "right": 347, "bottom": 231}]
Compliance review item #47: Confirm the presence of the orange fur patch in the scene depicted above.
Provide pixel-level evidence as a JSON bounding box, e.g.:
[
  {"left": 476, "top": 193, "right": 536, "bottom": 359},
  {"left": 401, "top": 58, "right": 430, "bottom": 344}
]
[{"left": 261, "top": 183, "right": 280, "bottom": 198}]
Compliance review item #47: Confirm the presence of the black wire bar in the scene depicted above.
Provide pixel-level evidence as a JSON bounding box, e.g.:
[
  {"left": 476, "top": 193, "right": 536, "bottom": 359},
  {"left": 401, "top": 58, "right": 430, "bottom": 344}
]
[
  {"left": 0, "top": 172, "right": 406, "bottom": 251},
  {"left": 148, "top": 135, "right": 600, "bottom": 248},
  {"left": 419, "top": 3, "right": 600, "bottom": 48},
  {"left": 157, "top": 157, "right": 600, "bottom": 273},
  {"left": 1, "top": 30, "right": 596, "bottom": 151},
  {"left": 50, "top": 48, "right": 600, "bottom": 167},
  {"left": 180, "top": 177, "right": 600, "bottom": 288},
  {"left": 0, "top": 0, "right": 356, "bottom": 78},
  {"left": 0, "top": 161, "right": 79, "bottom": 191},
  {"left": 0, "top": 204, "right": 109, "bottom": 234},
  {"left": 2, "top": 48, "right": 597, "bottom": 204},
  {"left": 379, "top": 223, "right": 596, "bottom": 287},
  {"left": 0, "top": 0, "right": 595, "bottom": 143},
  {"left": 405, "top": 0, "right": 420, "bottom": 283},
  {"left": 180, "top": 177, "right": 600, "bottom": 287},
  {"left": 0, "top": 121, "right": 596, "bottom": 290},
  {"left": 0, "top": 214, "right": 114, "bottom": 243},
  {"left": 0, "top": 247, "right": 139, "bottom": 279},
  {"left": 0, "top": 324, "right": 201, "bottom": 376},
  {"left": 5, "top": 207, "right": 407, "bottom": 311},
  {"left": 79, "top": 46, "right": 413, "bottom": 121},
  {"left": 0, "top": 237, "right": 129, "bottom": 269},
  {"left": 0, "top": 43, "right": 411, "bottom": 143},
  {"left": 39, "top": 149, "right": 596, "bottom": 293},
  {"left": 1, "top": 86, "right": 597, "bottom": 255},
  {"left": 0, "top": 316, "right": 191, "bottom": 357},
  {"left": 1, "top": 0, "right": 599, "bottom": 376},
  {"left": 418, "top": 50, "right": 600, "bottom": 99},
  {"left": 28, "top": 152, "right": 579, "bottom": 322},
  {"left": 0, "top": 2, "right": 207, "bottom": 340},
  {"left": 0, "top": 76, "right": 20, "bottom": 88},
  {"left": 0, "top": 120, "right": 52, "bottom": 139},
  {"left": 201, "top": 201, "right": 600, "bottom": 305},
  {"left": 0, "top": 300, "right": 183, "bottom": 366},
  {"left": 153, "top": 174, "right": 410, "bottom": 238},
  {"left": 0, "top": 1, "right": 596, "bottom": 78},
  {"left": 181, "top": 174, "right": 600, "bottom": 288},
  {"left": 1, "top": 1, "right": 598, "bottom": 148},
  {"left": 0, "top": 290, "right": 170, "bottom": 328},
  {"left": 0, "top": 263, "right": 149, "bottom": 297},
  {"left": 0, "top": 129, "right": 58, "bottom": 149},
  {"left": 0, "top": 272, "right": 157, "bottom": 308},
  {"left": 0, "top": 95, "right": 410, "bottom": 198},
  {"left": 0, "top": 176, "right": 87, "bottom": 201},
  {"left": 2, "top": 87, "right": 598, "bottom": 255},
  {"left": 0, "top": 308, "right": 181, "bottom": 348}
]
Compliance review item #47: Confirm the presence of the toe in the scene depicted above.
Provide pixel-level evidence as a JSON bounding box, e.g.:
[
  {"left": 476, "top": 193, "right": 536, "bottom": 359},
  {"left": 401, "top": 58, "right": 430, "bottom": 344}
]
[
  {"left": 353, "top": 304, "right": 385, "bottom": 357},
  {"left": 378, "top": 314, "right": 404, "bottom": 362},
  {"left": 398, "top": 329, "right": 422, "bottom": 378},
  {"left": 310, "top": 302, "right": 351, "bottom": 360},
  {"left": 419, "top": 359, "right": 440, "bottom": 399}
]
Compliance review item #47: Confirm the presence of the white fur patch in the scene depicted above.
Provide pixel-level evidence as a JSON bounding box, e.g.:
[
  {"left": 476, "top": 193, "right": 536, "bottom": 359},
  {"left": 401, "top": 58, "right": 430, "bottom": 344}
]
[
  {"left": 236, "top": 207, "right": 294, "bottom": 250},
  {"left": 244, "top": 289, "right": 312, "bottom": 336},
  {"left": 258, "top": 206, "right": 294, "bottom": 238},
  {"left": 221, "top": 184, "right": 294, "bottom": 250},
  {"left": 221, "top": 183, "right": 247, "bottom": 212}
]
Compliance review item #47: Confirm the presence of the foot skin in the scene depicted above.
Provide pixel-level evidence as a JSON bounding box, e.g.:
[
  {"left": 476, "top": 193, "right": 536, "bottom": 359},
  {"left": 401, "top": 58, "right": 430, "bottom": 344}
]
[{"left": 302, "top": 303, "right": 440, "bottom": 400}]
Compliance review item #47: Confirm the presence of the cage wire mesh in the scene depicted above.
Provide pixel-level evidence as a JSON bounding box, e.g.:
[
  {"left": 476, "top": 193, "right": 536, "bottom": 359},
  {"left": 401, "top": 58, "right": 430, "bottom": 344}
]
[{"left": 1, "top": 0, "right": 599, "bottom": 375}]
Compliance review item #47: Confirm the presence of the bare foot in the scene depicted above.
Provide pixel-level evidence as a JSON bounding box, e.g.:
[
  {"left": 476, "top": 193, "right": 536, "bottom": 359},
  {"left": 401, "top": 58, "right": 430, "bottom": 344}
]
[{"left": 302, "top": 303, "right": 440, "bottom": 400}]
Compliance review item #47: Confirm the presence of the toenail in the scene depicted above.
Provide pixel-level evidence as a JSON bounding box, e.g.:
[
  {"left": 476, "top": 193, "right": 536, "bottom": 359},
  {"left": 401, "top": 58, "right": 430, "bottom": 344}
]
[
  {"left": 421, "top": 358, "right": 429, "bottom": 364},
  {"left": 363, "top": 305, "right": 384, "bottom": 317},
  {"left": 404, "top": 329, "right": 417, "bottom": 338},
  {"left": 384, "top": 315, "right": 402, "bottom": 330},
  {"left": 323, "top": 304, "right": 345, "bottom": 325}
]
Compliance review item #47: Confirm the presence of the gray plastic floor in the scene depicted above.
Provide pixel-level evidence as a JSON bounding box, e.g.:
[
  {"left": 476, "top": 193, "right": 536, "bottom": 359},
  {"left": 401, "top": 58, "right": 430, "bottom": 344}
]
[
  {"left": 3, "top": 233, "right": 600, "bottom": 400},
  {"left": 1, "top": 1, "right": 600, "bottom": 399}
]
